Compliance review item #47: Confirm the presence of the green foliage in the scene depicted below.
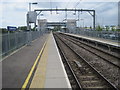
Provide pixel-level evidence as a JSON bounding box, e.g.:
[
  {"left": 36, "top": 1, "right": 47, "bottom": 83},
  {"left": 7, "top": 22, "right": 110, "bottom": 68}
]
[
  {"left": 90, "top": 26, "right": 92, "bottom": 30},
  {"left": 85, "top": 26, "right": 88, "bottom": 29},
  {"left": 0, "top": 28, "right": 8, "bottom": 34},
  {"left": 18, "top": 26, "right": 37, "bottom": 31},
  {"left": 18, "top": 26, "right": 27, "bottom": 31},
  {"left": 105, "top": 26, "right": 110, "bottom": 31},
  {"left": 111, "top": 27, "right": 116, "bottom": 31},
  {"left": 0, "top": 28, "right": 17, "bottom": 34},
  {"left": 116, "top": 29, "right": 120, "bottom": 31},
  {"left": 31, "top": 27, "right": 36, "bottom": 31},
  {"left": 53, "top": 26, "right": 61, "bottom": 31},
  {"left": 96, "top": 25, "right": 103, "bottom": 31}
]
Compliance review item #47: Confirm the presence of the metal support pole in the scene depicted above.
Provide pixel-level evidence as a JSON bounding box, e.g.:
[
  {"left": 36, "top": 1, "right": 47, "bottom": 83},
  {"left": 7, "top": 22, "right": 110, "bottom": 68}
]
[
  {"left": 8, "top": 31, "right": 10, "bottom": 53},
  {"left": 65, "top": 8, "right": 67, "bottom": 20},
  {"left": 27, "top": 12, "right": 31, "bottom": 45},
  {"left": 27, "top": 2, "right": 38, "bottom": 45},
  {"left": 35, "top": 8, "right": 95, "bottom": 30},
  {"left": 93, "top": 10, "right": 95, "bottom": 30},
  {"left": 29, "top": 3, "right": 31, "bottom": 11},
  {"left": 34, "top": 22, "right": 36, "bottom": 30},
  {"left": 27, "top": 13, "right": 29, "bottom": 30}
]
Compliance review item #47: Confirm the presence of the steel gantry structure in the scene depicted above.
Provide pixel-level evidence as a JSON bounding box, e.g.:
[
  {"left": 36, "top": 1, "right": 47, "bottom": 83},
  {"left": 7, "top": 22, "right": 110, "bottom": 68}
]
[{"left": 34, "top": 9, "right": 96, "bottom": 30}]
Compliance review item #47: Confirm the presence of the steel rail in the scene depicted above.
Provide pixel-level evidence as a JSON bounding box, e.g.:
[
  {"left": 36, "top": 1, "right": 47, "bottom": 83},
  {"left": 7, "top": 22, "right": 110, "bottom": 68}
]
[
  {"left": 55, "top": 33, "right": 118, "bottom": 90},
  {"left": 54, "top": 34, "right": 82, "bottom": 90},
  {"left": 62, "top": 33, "right": 120, "bottom": 59},
  {"left": 60, "top": 34, "right": 120, "bottom": 69}
]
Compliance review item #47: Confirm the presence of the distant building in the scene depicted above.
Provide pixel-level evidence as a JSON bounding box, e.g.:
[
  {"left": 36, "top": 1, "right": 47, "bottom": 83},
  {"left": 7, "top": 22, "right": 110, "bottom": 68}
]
[
  {"left": 66, "top": 19, "right": 76, "bottom": 33},
  {"left": 38, "top": 19, "right": 47, "bottom": 32},
  {"left": 37, "top": 19, "right": 77, "bottom": 32}
]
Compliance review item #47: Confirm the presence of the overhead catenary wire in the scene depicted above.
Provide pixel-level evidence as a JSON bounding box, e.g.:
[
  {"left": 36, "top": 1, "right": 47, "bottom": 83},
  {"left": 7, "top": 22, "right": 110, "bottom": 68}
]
[
  {"left": 64, "top": 0, "right": 76, "bottom": 22},
  {"left": 76, "top": 2, "right": 106, "bottom": 27},
  {"left": 73, "top": 0, "right": 82, "bottom": 9},
  {"left": 63, "top": 0, "right": 79, "bottom": 21},
  {"left": 62, "top": 0, "right": 71, "bottom": 22},
  {"left": 72, "top": 0, "right": 82, "bottom": 23}
]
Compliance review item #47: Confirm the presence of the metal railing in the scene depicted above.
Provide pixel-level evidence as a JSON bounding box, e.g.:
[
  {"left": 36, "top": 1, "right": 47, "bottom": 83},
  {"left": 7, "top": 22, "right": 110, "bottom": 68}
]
[
  {"left": 1, "top": 30, "right": 47, "bottom": 57},
  {"left": 71, "top": 29, "right": 120, "bottom": 42}
]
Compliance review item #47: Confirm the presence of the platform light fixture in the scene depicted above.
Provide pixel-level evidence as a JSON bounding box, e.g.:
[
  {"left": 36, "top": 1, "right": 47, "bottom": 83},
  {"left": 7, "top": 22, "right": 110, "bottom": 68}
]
[{"left": 29, "top": 2, "right": 38, "bottom": 11}]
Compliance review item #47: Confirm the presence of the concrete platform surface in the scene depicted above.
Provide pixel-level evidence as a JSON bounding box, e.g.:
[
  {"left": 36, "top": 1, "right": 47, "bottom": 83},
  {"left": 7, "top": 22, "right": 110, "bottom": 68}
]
[
  {"left": 65, "top": 33, "right": 120, "bottom": 47},
  {"left": 30, "top": 33, "right": 71, "bottom": 88},
  {"left": 2, "top": 34, "right": 48, "bottom": 88}
]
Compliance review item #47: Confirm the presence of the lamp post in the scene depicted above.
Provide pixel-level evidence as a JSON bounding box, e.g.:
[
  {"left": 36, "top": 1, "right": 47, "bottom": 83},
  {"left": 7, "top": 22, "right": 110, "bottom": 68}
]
[
  {"left": 27, "top": 2, "right": 38, "bottom": 45},
  {"left": 29, "top": 2, "right": 38, "bottom": 11},
  {"left": 28, "top": 2, "right": 38, "bottom": 29}
]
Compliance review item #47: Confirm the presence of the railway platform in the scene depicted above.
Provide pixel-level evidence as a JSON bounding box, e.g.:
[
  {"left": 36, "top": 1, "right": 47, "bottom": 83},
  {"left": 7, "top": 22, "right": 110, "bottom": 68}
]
[
  {"left": 61, "top": 33, "right": 120, "bottom": 54},
  {"left": 29, "top": 33, "right": 71, "bottom": 88},
  {"left": 64, "top": 33, "right": 120, "bottom": 47},
  {"left": 2, "top": 32, "right": 71, "bottom": 89}
]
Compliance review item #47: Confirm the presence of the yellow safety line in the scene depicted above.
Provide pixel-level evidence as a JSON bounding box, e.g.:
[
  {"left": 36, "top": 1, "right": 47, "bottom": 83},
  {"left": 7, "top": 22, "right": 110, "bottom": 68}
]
[
  {"left": 29, "top": 36, "right": 49, "bottom": 88},
  {"left": 21, "top": 35, "right": 49, "bottom": 90}
]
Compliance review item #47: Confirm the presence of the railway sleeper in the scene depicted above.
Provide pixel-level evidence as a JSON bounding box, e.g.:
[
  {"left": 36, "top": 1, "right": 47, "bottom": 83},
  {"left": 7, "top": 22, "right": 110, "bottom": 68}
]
[
  {"left": 79, "top": 75, "right": 99, "bottom": 81},
  {"left": 73, "top": 61, "right": 110, "bottom": 89},
  {"left": 81, "top": 80, "right": 110, "bottom": 89},
  {"left": 54, "top": 34, "right": 118, "bottom": 90}
]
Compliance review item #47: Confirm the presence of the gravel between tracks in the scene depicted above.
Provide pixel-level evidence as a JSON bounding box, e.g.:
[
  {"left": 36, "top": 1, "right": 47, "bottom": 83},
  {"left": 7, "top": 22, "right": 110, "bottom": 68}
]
[
  {"left": 57, "top": 33, "right": 120, "bottom": 89},
  {"left": 54, "top": 34, "right": 116, "bottom": 89}
]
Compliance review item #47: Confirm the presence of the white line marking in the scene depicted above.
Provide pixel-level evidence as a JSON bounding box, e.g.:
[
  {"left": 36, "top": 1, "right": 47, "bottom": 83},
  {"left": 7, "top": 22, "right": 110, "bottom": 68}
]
[{"left": 52, "top": 33, "right": 72, "bottom": 88}]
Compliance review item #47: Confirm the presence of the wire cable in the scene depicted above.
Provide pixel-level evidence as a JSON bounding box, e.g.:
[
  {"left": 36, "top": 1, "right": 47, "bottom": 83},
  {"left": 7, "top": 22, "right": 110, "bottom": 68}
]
[{"left": 73, "top": 0, "right": 82, "bottom": 9}]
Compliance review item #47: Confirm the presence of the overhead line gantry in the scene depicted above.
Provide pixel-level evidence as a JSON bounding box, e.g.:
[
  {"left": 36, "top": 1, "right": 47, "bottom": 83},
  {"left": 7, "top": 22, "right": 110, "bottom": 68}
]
[{"left": 34, "top": 8, "right": 96, "bottom": 30}]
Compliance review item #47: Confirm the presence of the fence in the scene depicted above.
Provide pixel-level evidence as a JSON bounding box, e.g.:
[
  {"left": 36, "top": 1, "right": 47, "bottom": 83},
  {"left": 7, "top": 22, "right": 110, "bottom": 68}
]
[
  {"left": 73, "top": 29, "right": 120, "bottom": 42},
  {"left": 1, "top": 31, "right": 46, "bottom": 57}
]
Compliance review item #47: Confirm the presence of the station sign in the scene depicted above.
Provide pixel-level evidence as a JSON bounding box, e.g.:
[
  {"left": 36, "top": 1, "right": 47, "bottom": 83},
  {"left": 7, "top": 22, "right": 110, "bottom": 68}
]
[
  {"left": 7, "top": 26, "right": 17, "bottom": 31},
  {"left": 27, "top": 11, "right": 37, "bottom": 23}
]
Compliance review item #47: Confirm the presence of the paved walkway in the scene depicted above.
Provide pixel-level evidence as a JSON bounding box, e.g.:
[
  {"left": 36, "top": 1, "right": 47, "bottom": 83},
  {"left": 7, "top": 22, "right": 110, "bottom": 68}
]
[
  {"left": 66, "top": 33, "right": 120, "bottom": 47},
  {"left": 2, "top": 34, "right": 48, "bottom": 88},
  {"left": 30, "top": 33, "right": 71, "bottom": 88}
]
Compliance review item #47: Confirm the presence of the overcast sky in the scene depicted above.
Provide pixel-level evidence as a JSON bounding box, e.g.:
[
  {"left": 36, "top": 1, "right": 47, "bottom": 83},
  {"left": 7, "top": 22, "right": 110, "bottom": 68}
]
[{"left": 0, "top": 0, "right": 119, "bottom": 28}]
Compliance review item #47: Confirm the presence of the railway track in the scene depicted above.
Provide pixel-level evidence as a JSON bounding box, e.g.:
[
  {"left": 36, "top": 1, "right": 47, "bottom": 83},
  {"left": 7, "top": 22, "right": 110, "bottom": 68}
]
[
  {"left": 54, "top": 36, "right": 82, "bottom": 90},
  {"left": 53, "top": 33, "right": 118, "bottom": 90},
  {"left": 56, "top": 33, "right": 120, "bottom": 89},
  {"left": 59, "top": 33, "right": 120, "bottom": 69}
]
